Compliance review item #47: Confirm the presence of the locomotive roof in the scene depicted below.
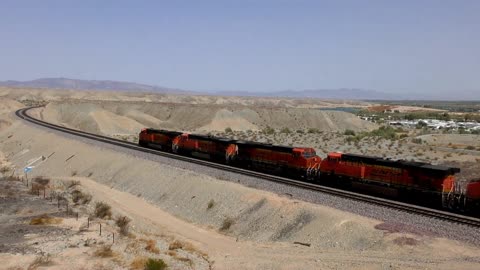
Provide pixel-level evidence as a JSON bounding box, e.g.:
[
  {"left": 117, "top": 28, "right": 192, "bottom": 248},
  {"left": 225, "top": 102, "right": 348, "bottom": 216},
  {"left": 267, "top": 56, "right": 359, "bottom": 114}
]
[
  {"left": 341, "top": 153, "right": 460, "bottom": 174},
  {"left": 187, "top": 134, "right": 236, "bottom": 143},
  {"left": 145, "top": 128, "right": 183, "bottom": 136},
  {"left": 235, "top": 140, "right": 296, "bottom": 153}
]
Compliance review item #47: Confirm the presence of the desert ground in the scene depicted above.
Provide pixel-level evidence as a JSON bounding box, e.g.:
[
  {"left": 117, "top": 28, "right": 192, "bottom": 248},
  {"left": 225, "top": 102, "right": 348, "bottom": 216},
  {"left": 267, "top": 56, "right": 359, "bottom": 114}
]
[{"left": 1, "top": 88, "right": 480, "bottom": 269}]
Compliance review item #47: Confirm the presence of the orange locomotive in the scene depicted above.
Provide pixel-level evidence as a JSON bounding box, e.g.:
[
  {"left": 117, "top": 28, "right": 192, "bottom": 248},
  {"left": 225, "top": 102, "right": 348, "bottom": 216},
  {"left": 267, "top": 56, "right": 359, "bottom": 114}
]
[
  {"left": 319, "top": 152, "right": 480, "bottom": 212},
  {"left": 234, "top": 141, "right": 320, "bottom": 179},
  {"left": 139, "top": 128, "right": 479, "bottom": 213},
  {"left": 138, "top": 128, "right": 182, "bottom": 151},
  {"left": 139, "top": 128, "right": 321, "bottom": 179}
]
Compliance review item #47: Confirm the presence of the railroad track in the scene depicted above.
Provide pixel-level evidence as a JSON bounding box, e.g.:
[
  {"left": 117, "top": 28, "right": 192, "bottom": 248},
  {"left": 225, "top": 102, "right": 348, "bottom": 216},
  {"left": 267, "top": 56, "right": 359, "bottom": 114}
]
[{"left": 16, "top": 106, "right": 480, "bottom": 228}]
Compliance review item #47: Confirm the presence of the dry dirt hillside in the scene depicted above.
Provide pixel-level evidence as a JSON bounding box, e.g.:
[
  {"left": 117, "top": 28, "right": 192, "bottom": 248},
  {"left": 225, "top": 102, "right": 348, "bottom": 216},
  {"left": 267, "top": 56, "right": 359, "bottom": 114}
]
[
  {"left": 0, "top": 87, "right": 372, "bottom": 108},
  {"left": 35, "top": 100, "right": 376, "bottom": 136}
]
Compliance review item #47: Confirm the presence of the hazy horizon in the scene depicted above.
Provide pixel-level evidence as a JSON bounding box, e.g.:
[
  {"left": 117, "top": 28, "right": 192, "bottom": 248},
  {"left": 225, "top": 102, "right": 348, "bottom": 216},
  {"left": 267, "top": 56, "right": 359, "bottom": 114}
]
[{"left": 1, "top": 1, "right": 479, "bottom": 99}]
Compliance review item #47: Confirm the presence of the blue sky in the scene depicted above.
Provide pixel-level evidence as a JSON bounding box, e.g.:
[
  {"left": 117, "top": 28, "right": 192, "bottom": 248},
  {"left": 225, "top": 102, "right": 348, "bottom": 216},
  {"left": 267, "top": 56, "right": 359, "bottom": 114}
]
[{"left": 0, "top": 0, "right": 479, "bottom": 98}]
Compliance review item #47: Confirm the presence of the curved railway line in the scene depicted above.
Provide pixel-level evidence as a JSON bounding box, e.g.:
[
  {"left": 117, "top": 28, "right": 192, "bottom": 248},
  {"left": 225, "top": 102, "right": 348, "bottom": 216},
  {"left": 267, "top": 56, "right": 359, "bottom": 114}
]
[{"left": 16, "top": 106, "right": 480, "bottom": 228}]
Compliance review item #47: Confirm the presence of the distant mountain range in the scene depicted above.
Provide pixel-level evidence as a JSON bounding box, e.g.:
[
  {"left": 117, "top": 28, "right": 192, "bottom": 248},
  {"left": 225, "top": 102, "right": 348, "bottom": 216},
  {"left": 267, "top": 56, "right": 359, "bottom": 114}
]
[
  {"left": 212, "top": 88, "right": 403, "bottom": 100},
  {"left": 0, "top": 78, "right": 189, "bottom": 94},
  {"left": 0, "top": 77, "right": 460, "bottom": 100}
]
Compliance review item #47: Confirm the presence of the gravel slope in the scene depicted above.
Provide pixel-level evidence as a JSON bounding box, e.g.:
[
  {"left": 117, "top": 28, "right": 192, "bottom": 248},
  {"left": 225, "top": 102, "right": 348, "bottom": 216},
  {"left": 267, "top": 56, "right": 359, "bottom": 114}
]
[{"left": 1, "top": 109, "right": 480, "bottom": 269}]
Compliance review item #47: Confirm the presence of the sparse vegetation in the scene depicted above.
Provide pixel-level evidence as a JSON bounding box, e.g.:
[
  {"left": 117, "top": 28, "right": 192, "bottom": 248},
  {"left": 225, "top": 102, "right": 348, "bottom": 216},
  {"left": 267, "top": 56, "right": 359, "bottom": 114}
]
[
  {"left": 280, "top": 127, "right": 291, "bottom": 134},
  {"left": 412, "top": 138, "right": 423, "bottom": 144},
  {"left": 28, "top": 254, "right": 53, "bottom": 270},
  {"left": 344, "top": 129, "right": 355, "bottom": 136},
  {"left": 71, "top": 189, "right": 92, "bottom": 205},
  {"left": 94, "top": 201, "right": 112, "bottom": 219},
  {"left": 33, "top": 177, "right": 50, "bottom": 187},
  {"left": 207, "top": 199, "right": 215, "bottom": 210},
  {"left": 0, "top": 166, "right": 10, "bottom": 174},
  {"left": 144, "top": 258, "right": 167, "bottom": 270},
  {"left": 145, "top": 239, "right": 160, "bottom": 254},
  {"left": 94, "top": 245, "right": 114, "bottom": 258},
  {"left": 220, "top": 217, "right": 234, "bottom": 231},
  {"left": 115, "top": 215, "right": 132, "bottom": 235},
  {"left": 262, "top": 126, "right": 275, "bottom": 135},
  {"left": 130, "top": 257, "right": 148, "bottom": 270},
  {"left": 67, "top": 180, "right": 80, "bottom": 188},
  {"left": 224, "top": 127, "right": 232, "bottom": 133},
  {"left": 30, "top": 214, "right": 62, "bottom": 225},
  {"left": 169, "top": 240, "right": 184, "bottom": 250}
]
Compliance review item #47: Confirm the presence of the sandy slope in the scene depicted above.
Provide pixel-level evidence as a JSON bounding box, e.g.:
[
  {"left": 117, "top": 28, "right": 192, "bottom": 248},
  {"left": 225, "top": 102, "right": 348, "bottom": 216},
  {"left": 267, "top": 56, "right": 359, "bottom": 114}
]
[
  {"left": 1, "top": 103, "right": 480, "bottom": 269},
  {"left": 35, "top": 100, "right": 376, "bottom": 136}
]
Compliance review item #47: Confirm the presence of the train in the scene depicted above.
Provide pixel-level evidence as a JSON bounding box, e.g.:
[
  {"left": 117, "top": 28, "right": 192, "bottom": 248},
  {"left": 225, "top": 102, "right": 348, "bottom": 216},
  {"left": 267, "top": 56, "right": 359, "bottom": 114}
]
[{"left": 139, "top": 128, "right": 480, "bottom": 213}]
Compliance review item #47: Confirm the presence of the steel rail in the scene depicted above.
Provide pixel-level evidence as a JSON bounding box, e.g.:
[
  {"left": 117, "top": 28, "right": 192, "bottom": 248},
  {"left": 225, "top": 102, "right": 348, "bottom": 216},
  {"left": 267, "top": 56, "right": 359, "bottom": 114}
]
[{"left": 15, "top": 106, "right": 480, "bottom": 227}]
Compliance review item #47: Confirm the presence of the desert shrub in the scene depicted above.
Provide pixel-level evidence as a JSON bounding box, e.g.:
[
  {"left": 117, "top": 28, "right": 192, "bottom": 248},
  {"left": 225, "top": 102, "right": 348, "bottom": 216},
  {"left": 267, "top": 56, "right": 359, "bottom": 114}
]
[
  {"left": 144, "top": 258, "right": 167, "bottom": 270},
  {"left": 169, "top": 240, "right": 184, "bottom": 250},
  {"left": 71, "top": 171, "right": 78, "bottom": 176},
  {"left": 30, "top": 214, "right": 62, "bottom": 225},
  {"left": 33, "top": 177, "right": 50, "bottom": 187},
  {"left": 29, "top": 183, "right": 43, "bottom": 195},
  {"left": 94, "top": 202, "right": 112, "bottom": 219},
  {"left": 262, "top": 126, "right": 275, "bottom": 135},
  {"left": 67, "top": 180, "right": 80, "bottom": 188},
  {"left": 28, "top": 254, "right": 53, "bottom": 269},
  {"left": 115, "top": 215, "right": 131, "bottom": 235},
  {"left": 399, "top": 133, "right": 408, "bottom": 139},
  {"left": 466, "top": 145, "right": 476, "bottom": 150},
  {"left": 296, "top": 129, "right": 304, "bottom": 134},
  {"left": 130, "top": 257, "right": 148, "bottom": 270},
  {"left": 0, "top": 166, "right": 10, "bottom": 174},
  {"left": 224, "top": 127, "right": 233, "bottom": 133},
  {"left": 71, "top": 190, "right": 92, "bottom": 205},
  {"left": 207, "top": 199, "right": 215, "bottom": 210},
  {"left": 280, "top": 127, "right": 291, "bottom": 134},
  {"left": 307, "top": 128, "right": 319, "bottom": 133},
  {"left": 220, "top": 217, "right": 234, "bottom": 231},
  {"left": 94, "top": 245, "right": 114, "bottom": 257},
  {"left": 411, "top": 138, "right": 423, "bottom": 144},
  {"left": 368, "top": 126, "right": 397, "bottom": 140},
  {"left": 145, "top": 239, "right": 159, "bottom": 254},
  {"left": 344, "top": 129, "right": 356, "bottom": 136},
  {"left": 416, "top": 121, "right": 427, "bottom": 129}
]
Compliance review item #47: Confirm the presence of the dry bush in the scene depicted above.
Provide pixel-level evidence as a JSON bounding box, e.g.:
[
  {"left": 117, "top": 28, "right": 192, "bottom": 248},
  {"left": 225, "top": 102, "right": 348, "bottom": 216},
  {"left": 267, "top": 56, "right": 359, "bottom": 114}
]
[
  {"left": 4, "top": 175, "right": 21, "bottom": 182},
  {"left": 0, "top": 166, "right": 10, "bottom": 174},
  {"left": 94, "top": 202, "right": 112, "bottom": 219},
  {"left": 207, "top": 199, "right": 215, "bottom": 210},
  {"left": 33, "top": 176, "right": 50, "bottom": 187},
  {"left": 220, "top": 217, "right": 235, "bottom": 231},
  {"left": 30, "top": 214, "right": 63, "bottom": 225},
  {"left": 168, "top": 240, "right": 184, "bottom": 250},
  {"left": 28, "top": 254, "right": 53, "bottom": 270},
  {"left": 115, "top": 215, "right": 131, "bottom": 236},
  {"left": 130, "top": 257, "right": 148, "bottom": 270},
  {"left": 29, "top": 184, "right": 43, "bottom": 195},
  {"left": 71, "top": 170, "right": 78, "bottom": 176},
  {"left": 67, "top": 180, "right": 80, "bottom": 188},
  {"left": 145, "top": 239, "right": 160, "bottom": 254},
  {"left": 145, "top": 258, "right": 167, "bottom": 270},
  {"left": 94, "top": 245, "right": 114, "bottom": 258},
  {"left": 71, "top": 190, "right": 92, "bottom": 205}
]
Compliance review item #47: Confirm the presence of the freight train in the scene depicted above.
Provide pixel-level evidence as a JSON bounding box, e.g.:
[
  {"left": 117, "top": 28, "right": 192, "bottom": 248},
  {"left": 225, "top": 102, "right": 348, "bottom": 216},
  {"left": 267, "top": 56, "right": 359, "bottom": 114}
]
[{"left": 139, "top": 128, "right": 480, "bottom": 213}]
